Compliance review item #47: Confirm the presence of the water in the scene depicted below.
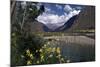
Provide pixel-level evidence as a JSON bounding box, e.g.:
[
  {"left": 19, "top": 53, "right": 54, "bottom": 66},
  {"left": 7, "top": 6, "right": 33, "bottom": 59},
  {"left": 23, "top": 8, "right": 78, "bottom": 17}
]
[{"left": 44, "top": 36, "right": 95, "bottom": 62}]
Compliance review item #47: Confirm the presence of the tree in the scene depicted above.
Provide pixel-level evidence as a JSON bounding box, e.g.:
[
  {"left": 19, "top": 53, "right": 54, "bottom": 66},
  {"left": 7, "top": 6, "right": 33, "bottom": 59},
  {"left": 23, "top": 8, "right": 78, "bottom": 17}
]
[
  {"left": 11, "top": 1, "right": 67, "bottom": 66},
  {"left": 11, "top": 1, "right": 45, "bottom": 66}
]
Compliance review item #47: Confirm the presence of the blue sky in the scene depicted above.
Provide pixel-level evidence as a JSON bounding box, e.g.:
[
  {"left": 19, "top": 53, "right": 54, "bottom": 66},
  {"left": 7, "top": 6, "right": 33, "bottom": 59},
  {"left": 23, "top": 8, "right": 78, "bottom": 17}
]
[
  {"left": 36, "top": 3, "right": 83, "bottom": 30},
  {"left": 20, "top": 1, "right": 84, "bottom": 30}
]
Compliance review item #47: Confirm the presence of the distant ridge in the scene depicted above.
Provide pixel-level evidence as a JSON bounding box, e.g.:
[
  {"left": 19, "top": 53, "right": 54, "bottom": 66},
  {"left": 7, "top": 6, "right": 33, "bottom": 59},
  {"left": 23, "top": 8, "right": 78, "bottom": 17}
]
[
  {"left": 66, "top": 6, "right": 95, "bottom": 32},
  {"left": 26, "top": 6, "right": 95, "bottom": 33}
]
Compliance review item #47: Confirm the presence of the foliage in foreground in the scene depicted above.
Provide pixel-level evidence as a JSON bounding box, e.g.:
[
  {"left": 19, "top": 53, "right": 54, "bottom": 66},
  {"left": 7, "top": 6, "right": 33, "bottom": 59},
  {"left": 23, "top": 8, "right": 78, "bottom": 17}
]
[
  {"left": 11, "top": 1, "right": 68, "bottom": 66},
  {"left": 11, "top": 32, "right": 68, "bottom": 66}
]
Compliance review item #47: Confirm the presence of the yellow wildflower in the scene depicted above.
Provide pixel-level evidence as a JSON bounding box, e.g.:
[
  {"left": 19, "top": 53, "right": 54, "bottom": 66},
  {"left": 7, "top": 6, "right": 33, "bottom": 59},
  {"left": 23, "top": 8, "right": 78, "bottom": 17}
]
[
  {"left": 56, "top": 47, "right": 61, "bottom": 54},
  {"left": 36, "top": 60, "right": 39, "bottom": 64},
  {"left": 52, "top": 47, "right": 56, "bottom": 52},
  {"left": 66, "top": 60, "right": 70, "bottom": 63},
  {"left": 39, "top": 49, "right": 43, "bottom": 52},
  {"left": 27, "top": 60, "right": 31, "bottom": 65}
]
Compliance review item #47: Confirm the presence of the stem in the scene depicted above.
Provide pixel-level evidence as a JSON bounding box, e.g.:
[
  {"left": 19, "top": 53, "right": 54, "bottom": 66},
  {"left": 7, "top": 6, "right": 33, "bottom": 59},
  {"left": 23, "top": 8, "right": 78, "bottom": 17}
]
[{"left": 21, "top": 3, "right": 27, "bottom": 31}]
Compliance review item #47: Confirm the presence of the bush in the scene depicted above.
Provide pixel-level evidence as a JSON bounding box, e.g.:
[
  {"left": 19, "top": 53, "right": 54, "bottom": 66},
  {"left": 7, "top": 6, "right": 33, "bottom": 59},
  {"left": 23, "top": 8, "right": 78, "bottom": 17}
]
[
  {"left": 11, "top": 2, "right": 68, "bottom": 66},
  {"left": 11, "top": 32, "right": 68, "bottom": 66}
]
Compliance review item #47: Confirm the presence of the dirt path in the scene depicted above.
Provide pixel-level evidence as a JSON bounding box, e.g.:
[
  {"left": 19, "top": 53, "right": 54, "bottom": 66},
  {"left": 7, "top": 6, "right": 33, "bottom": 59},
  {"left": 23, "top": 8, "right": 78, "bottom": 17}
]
[{"left": 44, "top": 36, "right": 95, "bottom": 45}]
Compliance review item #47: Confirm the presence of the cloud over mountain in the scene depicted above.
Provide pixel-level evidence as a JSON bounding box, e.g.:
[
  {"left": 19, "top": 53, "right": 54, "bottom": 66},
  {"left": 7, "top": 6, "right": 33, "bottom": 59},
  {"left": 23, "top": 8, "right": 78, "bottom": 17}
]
[
  {"left": 56, "top": 4, "right": 62, "bottom": 9},
  {"left": 36, "top": 4, "right": 82, "bottom": 30}
]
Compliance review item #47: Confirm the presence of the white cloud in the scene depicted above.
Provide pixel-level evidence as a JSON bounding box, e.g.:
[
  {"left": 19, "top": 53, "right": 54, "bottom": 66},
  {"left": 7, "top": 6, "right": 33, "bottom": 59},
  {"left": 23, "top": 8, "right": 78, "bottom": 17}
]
[
  {"left": 45, "top": 7, "right": 51, "bottom": 12},
  {"left": 76, "top": 6, "right": 82, "bottom": 10},
  {"left": 37, "top": 3, "right": 42, "bottom": 6},
  {"left": 44, "top": 7, "right": 55, "bottom": 14},
  {"left": 36, "top": 5, "right": 81, "bottom": 30},
  {"left": 21, "top": 1, "right": 26, "bottom": 9},
  {"left": 56, "top": 4, "right": 62, "bottom": 9},
  {"left": 37, "top": 13, "right": 67, "bottom": 30},
  {"left": 67, "top": 10, "right": 81, "bottom": 18},
  {"left": 64, "top": 5, "right": 73, "bottom": 13},
  {"left": 36, "top": 3, "right": 42, "bottom": 10}
]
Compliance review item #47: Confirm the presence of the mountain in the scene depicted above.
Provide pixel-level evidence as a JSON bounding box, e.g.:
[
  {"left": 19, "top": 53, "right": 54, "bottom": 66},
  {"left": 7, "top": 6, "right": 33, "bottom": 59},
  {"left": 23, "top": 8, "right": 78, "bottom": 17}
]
[
  {"left": 35, "top": 6, "right": 95, "bottom": 32},
  {"left": 43, "top": 15, "right": 78, "bottom": 32},
  {"left": 55, "top": 15, "right": 78, "bottom": 32},
  {"left": 65, "top": 6, "right": 95, "bottom": 32},
  {"left": 23, "top": 6, "right": 95, "bottom": 33},
  {"left": 23, "top": 20, "right": 44, "bottom": 32}
]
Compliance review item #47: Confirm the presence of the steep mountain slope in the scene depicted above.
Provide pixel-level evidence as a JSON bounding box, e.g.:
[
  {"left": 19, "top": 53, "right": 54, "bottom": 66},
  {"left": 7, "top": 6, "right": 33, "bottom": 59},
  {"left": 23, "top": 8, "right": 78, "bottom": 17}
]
[
  {"left": 55, "top": 15, "right": 78, "bottom": 32},
  {"left": 23, "top": 20, "right": 44, "bottom": 32},
  {"left": 65, "top": 6, "right": 95, "bottom": 32},
  {"left": 23, "top": 6, "right": 95, "bottom": 33},
  {"left": 42, "top": 15, "right": 78, "bottom": 32}
]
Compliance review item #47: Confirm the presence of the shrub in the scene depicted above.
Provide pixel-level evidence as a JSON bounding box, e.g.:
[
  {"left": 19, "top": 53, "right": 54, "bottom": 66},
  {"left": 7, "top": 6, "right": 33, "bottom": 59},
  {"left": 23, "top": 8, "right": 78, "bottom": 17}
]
[{"left": 11, "top": 32, "right": 68, "bottom": 66}]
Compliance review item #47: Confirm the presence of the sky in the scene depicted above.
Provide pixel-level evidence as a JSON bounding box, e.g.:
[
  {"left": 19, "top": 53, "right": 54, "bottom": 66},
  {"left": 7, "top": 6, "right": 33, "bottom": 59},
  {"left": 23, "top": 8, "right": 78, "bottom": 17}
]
[
  {"left": 22, "top": 2, "right": 83, "bottom": 30},
  {"left": 20, "top": 2, "right": 83, "bottom": 30},
  {"left": 36, "top": 3, "right": 83, "bottom": 30}
]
